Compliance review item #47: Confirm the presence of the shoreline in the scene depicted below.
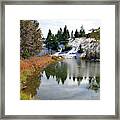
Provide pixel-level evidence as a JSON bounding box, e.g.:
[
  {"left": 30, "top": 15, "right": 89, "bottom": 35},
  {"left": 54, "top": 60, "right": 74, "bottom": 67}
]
[
  {"left": 20, "top": 55, "right": 99, "bottom": 100},
  {"left": 20, "top": 55, "right": 63, "bottom": 100}
]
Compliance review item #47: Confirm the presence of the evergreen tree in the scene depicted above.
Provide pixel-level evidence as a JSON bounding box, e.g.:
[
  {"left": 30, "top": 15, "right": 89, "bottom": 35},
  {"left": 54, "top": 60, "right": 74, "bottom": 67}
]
[
  {"left": 60, "top": 28, "right": 62, "bottom": 32},
  {"left": 20, "top": 20, "right": 42, "bottom": 59},
  {"left": 51, "top": 35, "right": 59, "bottom": 51},
  {"left": 79, "top": 25, "right": 86, "bottom": 37},
  {"left": 78, "top": 44, "right": 83, "bottom": 53},
  {"left": 89, "top": 27, "right": 100, "bottom": 40},
  {"left": 56, "top": 28, "right": 63, "bottom": 44},
  {"left": 45, "top": 29, "right": 59, "bottom": 51},
  {"left": 45, "top": 29, "right": 53, "bottom": 50},
  {"left": 66, "top": 29, "right": 70, "bottom": 38},
  {"left": 74, "top": 29, "right": 79, "bottom": 38},
  {"left": 71, "top": 30, "right": 74, "bottom": 38},
  {"left": 62, "top": 25, "right": 70, "bottom": 45}
]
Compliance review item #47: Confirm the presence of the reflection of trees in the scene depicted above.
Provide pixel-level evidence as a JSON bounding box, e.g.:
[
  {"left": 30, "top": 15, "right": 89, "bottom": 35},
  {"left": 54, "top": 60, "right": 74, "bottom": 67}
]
[
  {"left": 77, "top": 76, "right": 83, "bottom": 86},
  {"left": 70, "top": 74, "right": 83, "bottom": 86},
  {"left": 88, "top": 76, "right": 100, "bottom": 91},
  {"left": 44, "top": 62, "right": 67, "bottom": 84},
  {"left": 69, "top": 75, "right": 100, "bottom": 91},
  {"left": 21, "top": 70, "right": 41, "bottom": 100},
  {"left": 44, "top": 60, "right": 100, "bottom": 92},
  {"left": 73, "top": 76, "right": 75, "bottom": 81}
]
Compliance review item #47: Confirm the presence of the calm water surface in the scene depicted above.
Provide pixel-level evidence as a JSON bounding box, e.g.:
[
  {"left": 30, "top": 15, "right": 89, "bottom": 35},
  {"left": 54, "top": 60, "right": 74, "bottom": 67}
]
[{"left": 34, "top": 59, "right": 100, "bottom": 100}]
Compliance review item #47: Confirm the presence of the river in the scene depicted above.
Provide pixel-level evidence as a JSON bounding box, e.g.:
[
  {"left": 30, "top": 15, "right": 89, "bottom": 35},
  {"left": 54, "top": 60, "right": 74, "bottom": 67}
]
[{"left": 34, "top": 58, "right": 100, "bottom": 100}]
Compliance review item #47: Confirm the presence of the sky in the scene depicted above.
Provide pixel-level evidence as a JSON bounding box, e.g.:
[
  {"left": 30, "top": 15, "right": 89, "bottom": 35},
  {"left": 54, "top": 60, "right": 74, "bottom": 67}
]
[{"left": 38, "top": 19, "right": 100, "bottom": 38}]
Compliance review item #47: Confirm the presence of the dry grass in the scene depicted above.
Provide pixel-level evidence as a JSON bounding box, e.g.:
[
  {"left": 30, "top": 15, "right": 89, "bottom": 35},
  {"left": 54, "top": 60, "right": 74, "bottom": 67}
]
[{"left": 20, "top": 55, "right": 63, "bottom": 100}]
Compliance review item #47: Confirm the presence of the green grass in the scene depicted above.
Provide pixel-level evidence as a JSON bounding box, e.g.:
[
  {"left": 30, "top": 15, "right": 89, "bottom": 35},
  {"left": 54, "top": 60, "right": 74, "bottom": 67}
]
[
  {"left": 20, "top": 70, "right": 32, "bottom": 83},
  {"left": 20, "top": 91, "right": 30, "bottom": 100}
]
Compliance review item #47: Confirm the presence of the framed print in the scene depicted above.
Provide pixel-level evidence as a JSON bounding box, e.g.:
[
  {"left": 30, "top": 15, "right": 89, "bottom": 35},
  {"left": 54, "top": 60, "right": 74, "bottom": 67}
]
[{"left": 0, "top": 0, "right": 119, "bottom": 119}]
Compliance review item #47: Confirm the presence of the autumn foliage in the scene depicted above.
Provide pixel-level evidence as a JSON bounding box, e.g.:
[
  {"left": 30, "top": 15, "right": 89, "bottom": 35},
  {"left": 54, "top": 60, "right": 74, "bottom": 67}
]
[
  {"left": 20, "top": 55, "right": 55, "bottom": 72},
  {"left": 20, "top": 55, "right": 63, "bottom": 100}
]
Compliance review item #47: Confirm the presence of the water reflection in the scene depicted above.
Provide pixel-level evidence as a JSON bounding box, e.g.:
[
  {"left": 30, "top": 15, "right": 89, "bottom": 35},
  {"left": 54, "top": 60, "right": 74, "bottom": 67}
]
[
  {"left": 43, "top": 59, "right": 100, "bottom": 92},
  {"left": 21, "top": 70, "right": 41, "bottom": 100},
  {"left": 21, "top": 59, "right": 100, "bottom": 100},
  {"left": 44, "top": 62, "right": 67, "bottom": 85},
  {"left": 88, "top": 76, "right": 100, "bottom": 91}
]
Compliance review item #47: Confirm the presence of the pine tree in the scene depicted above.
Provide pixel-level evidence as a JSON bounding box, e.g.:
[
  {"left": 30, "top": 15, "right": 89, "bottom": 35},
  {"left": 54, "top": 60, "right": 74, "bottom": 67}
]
[
  {"left": 74, "top": 29, "right": 79, "bottom": 38},
  {"left": 89, "top": 27, "right": 100, "bottom": 40},
  {"left": 79, "top": 25, "right": 85, "bottom": 37},
  {"left": 71, "top": 30, "right": 74, "bottom": 38},
  {"left": 20, "top": 20, "right": 43, "bottom": 59},
  {"left": 45, "top": 29, "right": 59, "bottom": 52},
  {"left": 66, "top": 29, "right": 70, "bottom": 38},
  {"left": 62, "top": 25, "right": 70, "bottom": 45},
  {"left": 52, "top": 35, "right": 59, "bottom": 51},
  {"left": 45, "top": 29, "right": 53, "bottom": 50},
  {"left": 56, "top": 28, "right": 63, "bottom": 44}
]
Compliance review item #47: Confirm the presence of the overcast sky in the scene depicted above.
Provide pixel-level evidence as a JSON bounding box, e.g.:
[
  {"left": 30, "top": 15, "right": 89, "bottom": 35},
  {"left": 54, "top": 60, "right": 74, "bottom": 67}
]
[{"left": 38, "top": 19, "right": 100, "bottom": 38}]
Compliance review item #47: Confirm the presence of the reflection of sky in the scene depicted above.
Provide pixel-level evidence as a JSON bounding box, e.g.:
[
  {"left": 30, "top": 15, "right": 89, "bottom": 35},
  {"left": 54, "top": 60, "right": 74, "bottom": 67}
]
[
  {"left": 38, "top": 19, "right": 100, "bottom": 38},
  {"left": 64, "top": 59, "right": 100, "bottom": 78},
  {"left": 36, "top": 59, "right": 100, "bottom": 100}
]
